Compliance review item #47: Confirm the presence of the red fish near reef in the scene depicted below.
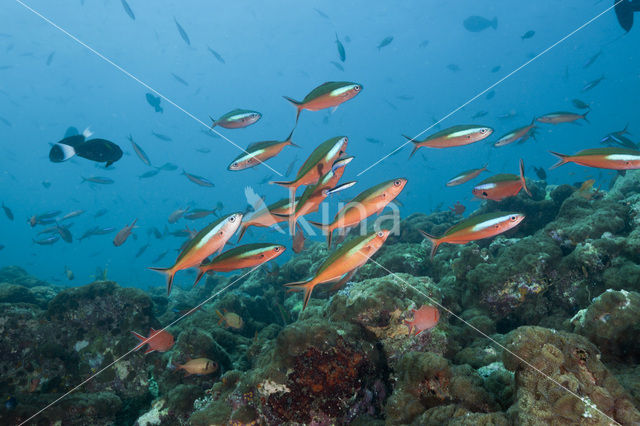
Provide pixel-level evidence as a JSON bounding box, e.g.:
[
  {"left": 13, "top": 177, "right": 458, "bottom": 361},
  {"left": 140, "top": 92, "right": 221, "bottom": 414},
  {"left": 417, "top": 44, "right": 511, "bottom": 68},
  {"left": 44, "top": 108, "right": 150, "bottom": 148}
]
[
  {"left": 283, "top": 81, "right": 362, "bottom": 123},
  {"left": 493, "top": 120, "right": 537, "bottom": 147},
  {"left": 449, "top": 201, "right": 465, "bottom": 216},
  {"left": 472, "top": 159, "right": 531, "bottom": 201},
  {"left": 405, "top": 305, "right": 440, "bottom": 335},
  {"left": 419, "top": 212, "right": 525, "bottom": 258},
  {"left": 131, "top": 328, "right": 174, "bottom": 354},
  {"left": 549, "top": 148, "right": 640, "bottom": 170}
]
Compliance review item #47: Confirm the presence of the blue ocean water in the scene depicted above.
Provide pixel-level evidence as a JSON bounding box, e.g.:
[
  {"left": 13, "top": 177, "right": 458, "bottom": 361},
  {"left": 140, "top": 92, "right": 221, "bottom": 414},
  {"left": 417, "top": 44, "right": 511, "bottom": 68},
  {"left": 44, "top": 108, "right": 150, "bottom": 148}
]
[{"left": 0, "top": 1, "right": 637, "bottom": 290}]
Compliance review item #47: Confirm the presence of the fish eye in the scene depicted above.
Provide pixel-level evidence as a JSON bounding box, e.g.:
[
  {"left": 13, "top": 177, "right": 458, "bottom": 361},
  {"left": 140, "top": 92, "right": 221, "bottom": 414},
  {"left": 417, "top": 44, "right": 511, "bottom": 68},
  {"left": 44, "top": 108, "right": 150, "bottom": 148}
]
[
  {"left": 393, "top": 179, "right": 401, "bottom": 186},
  {"left": 274, "top": 247, "right": 281, "bottom": 252},
  {"left": 510, "top": 215, "right": 517, "bottom": 221},
  {"left": 480, "top": 128, "right": 487, "bottom": 133},
  {"left": 354, "top": 85, "right": 361, "bottom": 91},
  {"left": 482, "top": 192, "right": 488, "bottom": 196},
  {"left": 229, "top": 216, "right": 236, "bottom": 222},
  {"left": 377, "top": 231, "right": 384, "bottom": 237}
]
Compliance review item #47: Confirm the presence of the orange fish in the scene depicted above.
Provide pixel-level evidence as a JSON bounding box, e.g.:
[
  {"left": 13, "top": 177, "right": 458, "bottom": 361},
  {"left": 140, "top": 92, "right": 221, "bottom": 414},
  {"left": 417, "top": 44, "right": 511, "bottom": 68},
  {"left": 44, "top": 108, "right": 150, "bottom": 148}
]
[
  {"left": 420, "top": 212, "right": 525, "bottom": 258},
  {"left": 149, "top": 212, "right": 243, "bottom": 295},
  {"left": 131, "top": 328, "right": 175, "bottom": 354},
  {"left": 404, "top": 125, "right": 493, "bottom": 157},
  {"left": 284, "top": 230, "right": 390, "bottom": 310},
  {"left": 271, "top": 136, "right": 348, "bottom": 222},
  {"left": 236, "top": 197, "right": 298, "bottom": 242},
  {"left": 283, "top": 81, "right": 362, "bottom": 123},
  {"left": 472, "top": 159, "right": 531, "bottom": 201},
  {"left": 193, "top": 243, "right": 286, "bottom": 287},
  {"left": 536, "top": 111, "right": 589, "bottom": 125},
  {"left": 404, "top": 305, "right": 440, "bottom": 335},
  {"left": 176, "top": 358, "right": 218, "bottom": 376},
  {"left": 292, "top": 223, "right": 305, "bottom": 253},
  {"left": 228, "top": 129, "right": 298, "bottom": 171},
  {"left": 549, "top": 148, "right": 640, "bottom": 170},
  {"left": 283, "top": 156, "right": 355, "bottom": 236},
  {"left": 309, "top": 178, "right": 407, "bottom": 248}
]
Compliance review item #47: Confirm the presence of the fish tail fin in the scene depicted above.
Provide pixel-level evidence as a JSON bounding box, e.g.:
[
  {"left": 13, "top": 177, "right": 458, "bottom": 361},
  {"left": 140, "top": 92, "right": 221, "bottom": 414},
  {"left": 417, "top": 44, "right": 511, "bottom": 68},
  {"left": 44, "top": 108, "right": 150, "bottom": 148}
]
[
  {"left": 403, "top": 135, "right": 420, "bottom": 158},
  {"left": 236, "top": 224, "right": 248, "bottom": 242},
  {"left": 82, "top": 126, "right": 93, "bottom": 138},
  {"left": 131, "top": 331, "right": 147, "bottom": 351},
  {"left": 147, "top": 267, "right": 175, "bottom": 295},
  {"left": 622, "top": 122, "right": 631, "bottom": 136},
  {"left": 55, "top": 142, "right": 77, "bottom": 161},
  {"left": 418, "top": 229, "right": 440, "bottom": 260},
  {"left": 285, "top": 127, "right": 299, "bottom": 147},
  {"left": 519, "top": 158, "right": 532, "bottom": 197},
  {"left": 208, "top": 115, "right": 217, "bottom": 130},
  {"left": 582, "top": 110, "right": 590, "bottom": 124},
  {"left": 491, "top": 17, "right": 498, "bottom": 30},
  {"left": 283, "top": 96, "right": 302, "bottom": 123},
  {"left": 283, "top": 280, "right": 315, "bottom": 311},
  {"left": 549, "top": 151, "right": 569, "bottom": 169},
  {"left": 193, "top": 268, "right": 207, "bottom": 288}
]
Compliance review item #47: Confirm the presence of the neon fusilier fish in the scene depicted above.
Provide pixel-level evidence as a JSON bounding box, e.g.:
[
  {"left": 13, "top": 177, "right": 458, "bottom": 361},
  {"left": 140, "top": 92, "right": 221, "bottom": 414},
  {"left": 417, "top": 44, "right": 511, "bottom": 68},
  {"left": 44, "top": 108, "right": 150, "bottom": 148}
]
[
  {"left": 129, "top": 135, "right": 151, "bottom": 166},
  {"left": 209, "top": 109, "right": 261, "bottom": 129},
  {"left": 192, "top": 243, "right": 286, "bottom": 287},
  {"left": 182, "top": 170, "right": 215, "bottom": 187},
  {"left": 151, "top": 131, "right": 172, "bottom": 141},
  {"left": 139, "top": 170, "right": 159, "bottom": 179},
  {"left": 171, "top": 73, "right": 189, "bottom": 86},
  {"left": 404, "top": 124, "right": 493, "bottom": 157},
  {"left": 283, "top": 81, "right": 362, "bottom": 123},
  {"left": 446, "top": 164, "right": 488, "bottom": 187},
  {"left": 572, "top": 99, "right": 590, "bottom": 109},
  {"left": 581, "top": 75, "right": 605, "bottom": 92},
  {"left": 2, "top": 203, "right": 13, "bottom": 220},
  {"left": 284, "top": 230, "right": 391, "bottom": 310},
  {"left": 60, "top": 210, "right": 84, "bottom": 221},
  {"left": 271, "top": 136, "right": 348, "bottom": 213},
  {"left": 228, "top": 129, "right": 298, "bottom": 171},
  {"left": 309, "top": 178, "right": 407, "bottom": 248},
  {"left": 472, "top": 159, "right": 532, "bottom": 201},
  {"left": 121, "top": 0, "right": 135, "bottom": 20},
  {"left": 174, "top": 17, "right": 191, "bottom": 46},
  {"left": 149, "top": 212, "right": 243, "bottom": 295},
  {"left": 550, "top": 148, "right": 640, "bottom": 170},
  {"left": 135, "top": 243, "right": 149, "bottom": 258},
  {"left": 536, "top": 111, "right": 589, "bottom": 124},
  {"left": 33, "top": 235, "right": 59, "bottom": 245},
  {"left": 335, "top": 33, "right": 346, "bottom": 61},
  {"left": 207, "top": 47, "right": 226, "bottom": 64},
  {"left": 168, "top": 207, "right": 189, "bottom": 224},
  {"left": 419, "top": 212, "right": 525, "bottom": 259},
  {"left": 282, "top": 158, "right": 355, "bottom": 236},
  {"left": 493, "top": 120, "right": 537, "bottom": 147},
  {"left": 81, "top": 176, "right": 114, "bottom": 184}
]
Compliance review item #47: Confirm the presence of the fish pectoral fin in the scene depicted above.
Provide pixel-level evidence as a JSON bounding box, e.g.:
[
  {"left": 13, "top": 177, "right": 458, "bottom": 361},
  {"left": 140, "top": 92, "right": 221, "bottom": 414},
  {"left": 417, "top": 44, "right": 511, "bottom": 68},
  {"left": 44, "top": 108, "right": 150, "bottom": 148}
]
[{"left": 329, "top": 269, "right": 357, "bottom": 292}]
